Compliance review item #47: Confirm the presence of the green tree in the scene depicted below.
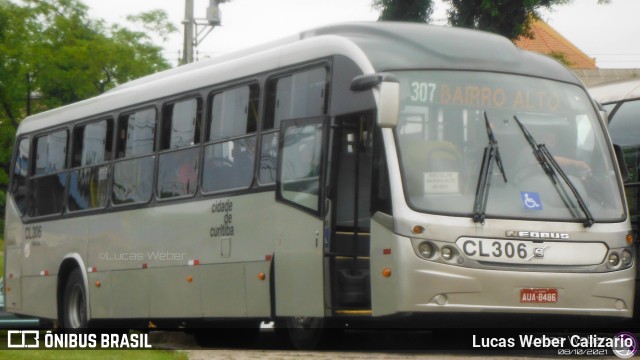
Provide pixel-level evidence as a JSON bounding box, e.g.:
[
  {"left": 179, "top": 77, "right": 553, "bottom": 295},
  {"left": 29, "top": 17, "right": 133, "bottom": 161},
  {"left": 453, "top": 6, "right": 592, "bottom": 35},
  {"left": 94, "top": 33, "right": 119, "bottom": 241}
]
[
  {"left": 372, "top": 0, "right": 611, "bottom": 40},
  {"left": 373, "top": 0, "right": 434, "bottom": 22},
  {"left": 0, "top": 0, "right": 177, "bottom": 232},
  {"left": 444, "top": 0, "right": 570, "bottom": 40}
]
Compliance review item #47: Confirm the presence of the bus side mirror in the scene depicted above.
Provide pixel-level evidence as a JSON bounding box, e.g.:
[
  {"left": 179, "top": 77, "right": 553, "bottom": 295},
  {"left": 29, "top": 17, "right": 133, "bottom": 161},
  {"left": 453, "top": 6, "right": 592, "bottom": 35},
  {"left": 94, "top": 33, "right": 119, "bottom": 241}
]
[
  {"left": 351, "top": 73, "right": 400, "bottom": 128},
  {"left": 377, "top": 81, "right": 400, "bottom": 128},
  {"left": 613, "top": 144, "right": 630, "bottom": 182}
]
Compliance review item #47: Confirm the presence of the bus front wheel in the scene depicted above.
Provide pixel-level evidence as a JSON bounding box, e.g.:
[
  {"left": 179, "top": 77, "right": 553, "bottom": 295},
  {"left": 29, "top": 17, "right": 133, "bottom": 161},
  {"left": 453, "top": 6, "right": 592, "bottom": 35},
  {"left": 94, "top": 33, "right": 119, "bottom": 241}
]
[
  {"left": 285, "top": 316, "right": 342, "bottom": 350},
  {"left": 61, "top": 268, "right": 88, "bottom": 330}
]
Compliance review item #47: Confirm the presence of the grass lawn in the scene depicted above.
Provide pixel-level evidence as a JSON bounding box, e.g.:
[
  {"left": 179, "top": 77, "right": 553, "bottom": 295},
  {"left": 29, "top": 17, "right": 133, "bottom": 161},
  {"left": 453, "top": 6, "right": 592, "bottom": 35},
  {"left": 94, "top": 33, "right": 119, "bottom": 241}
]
[{"left": 0, "top": 350, "right": 188, "bottom": 360}]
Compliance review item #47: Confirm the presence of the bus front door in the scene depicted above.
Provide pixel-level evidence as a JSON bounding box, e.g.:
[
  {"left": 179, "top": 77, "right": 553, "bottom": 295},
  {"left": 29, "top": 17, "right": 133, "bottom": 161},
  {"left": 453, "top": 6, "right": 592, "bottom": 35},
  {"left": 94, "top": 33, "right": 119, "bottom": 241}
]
[
  {"left": 328, "top": 114, "right": 373, "bottom": 312},
  {"left": 274, "top": 116, "right": 328, "bottom": 318}
]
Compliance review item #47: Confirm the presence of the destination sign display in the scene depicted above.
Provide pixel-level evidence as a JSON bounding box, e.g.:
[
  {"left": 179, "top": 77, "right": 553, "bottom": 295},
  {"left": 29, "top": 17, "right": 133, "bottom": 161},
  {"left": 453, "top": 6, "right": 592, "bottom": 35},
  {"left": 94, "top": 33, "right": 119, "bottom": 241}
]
[
  {"left": 398, "top": 71, "right": 585, "bottom": 114},
  {"left": 408, "top": 81, "right": 563, "bottom": 113}
]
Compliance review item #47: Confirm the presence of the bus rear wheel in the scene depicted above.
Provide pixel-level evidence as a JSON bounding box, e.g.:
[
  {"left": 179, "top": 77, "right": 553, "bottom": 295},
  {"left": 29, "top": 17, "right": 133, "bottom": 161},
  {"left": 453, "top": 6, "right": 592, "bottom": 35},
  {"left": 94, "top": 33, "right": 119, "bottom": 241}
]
[{"left": 61, "top": 268, "right": 88, "bottom": 330}]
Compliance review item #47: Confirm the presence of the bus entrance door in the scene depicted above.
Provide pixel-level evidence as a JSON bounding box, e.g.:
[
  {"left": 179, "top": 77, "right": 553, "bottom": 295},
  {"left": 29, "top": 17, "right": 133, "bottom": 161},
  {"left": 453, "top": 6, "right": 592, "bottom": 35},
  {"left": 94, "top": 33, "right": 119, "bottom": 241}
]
[
  {"left": 328, "top": 114, "right": 373, "bottom": 312},
  {"left": 274, "top": 117, "right": 328, "bottom": 317}
]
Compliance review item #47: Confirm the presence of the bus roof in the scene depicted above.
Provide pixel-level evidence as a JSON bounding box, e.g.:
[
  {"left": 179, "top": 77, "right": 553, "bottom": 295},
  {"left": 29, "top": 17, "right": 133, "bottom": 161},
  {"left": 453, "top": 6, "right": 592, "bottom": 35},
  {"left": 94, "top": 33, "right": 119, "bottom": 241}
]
[
  {"left": 18, "top": 21, "right": 579, "bottom": 135},
  {"left": 589, "top": 78, "right": 640, "bottom": 104}
]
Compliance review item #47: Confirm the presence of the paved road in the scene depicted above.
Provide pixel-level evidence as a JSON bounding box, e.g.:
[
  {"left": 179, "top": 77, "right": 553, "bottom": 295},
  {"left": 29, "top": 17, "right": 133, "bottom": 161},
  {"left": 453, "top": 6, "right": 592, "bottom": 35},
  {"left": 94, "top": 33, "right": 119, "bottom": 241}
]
[{"left": 151, "top": 329, "right": 565, "bottom": 359}]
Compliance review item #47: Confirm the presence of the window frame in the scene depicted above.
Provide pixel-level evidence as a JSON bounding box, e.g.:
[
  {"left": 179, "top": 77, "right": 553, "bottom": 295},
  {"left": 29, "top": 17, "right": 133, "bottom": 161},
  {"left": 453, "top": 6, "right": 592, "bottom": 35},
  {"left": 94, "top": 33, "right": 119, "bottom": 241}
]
[
  {"left": 276, "top": 116, "right": 329, "bottom": 217},
  {"left": 67, "top": 118, "right": 114, "bottom": 213},
  {"left": 10, "top": 136, "right": 31, "bottom": 217},
  {"left": 156, "top": 96, "right": 203, "bottom": 201},
  {"left": 259, "top": 64, "right": 331, "bottom": 187},
  {"left": 201, "top": 82, "right": 260, "bottom": 195},
  {"left": 111, "top": 106, "right": 158, "bottom": 207},
  {"left": 29, "top": 127, "right": 70, "bottom": 218}
]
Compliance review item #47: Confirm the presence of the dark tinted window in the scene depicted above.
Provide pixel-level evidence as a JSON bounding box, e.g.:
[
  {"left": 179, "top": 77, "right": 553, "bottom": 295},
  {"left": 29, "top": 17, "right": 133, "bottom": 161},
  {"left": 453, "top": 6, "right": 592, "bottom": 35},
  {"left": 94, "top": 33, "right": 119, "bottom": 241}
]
[
  {"left": 208, "top": 84, "right": 258, "bottom": 141},
  {"left": 11, "top": 138, "right": 30, "bottom": 216},
  {"left": 116, "top": 108, "right": 156, "bottom": 158},
  {"left": 609, "top": 99, "right": 640, "bottom": 226},
  {"left": 68, "top": 120, "right": 113, "bottom": 212},
  {"left": 157, "top": 98, "right": 202, "bottom": 199},
  {"left": 113, "top": 108, "right": 157, "bottom": 205},
  {"left": 202, "top": 84, "right": 258, "bottom": 193},
  {"left": 31, "top": 130, "right": 68, "bottom": 216},
  {"left": 260, "top": 67, "right": 328, "bottom": 185}
]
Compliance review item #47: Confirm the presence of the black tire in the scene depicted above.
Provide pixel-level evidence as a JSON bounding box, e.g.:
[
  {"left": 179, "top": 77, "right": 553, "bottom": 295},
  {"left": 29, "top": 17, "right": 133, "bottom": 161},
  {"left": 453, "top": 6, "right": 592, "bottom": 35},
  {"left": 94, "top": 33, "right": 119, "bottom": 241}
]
[
  {"left": 285, "top": 317, "right": 343, "bottom": 350},
  {"left": 194, "top": 321, "right": 260, "bottom": 348},
  {"left": 61, "top": 268, "right": 88, "bottom": 331}
]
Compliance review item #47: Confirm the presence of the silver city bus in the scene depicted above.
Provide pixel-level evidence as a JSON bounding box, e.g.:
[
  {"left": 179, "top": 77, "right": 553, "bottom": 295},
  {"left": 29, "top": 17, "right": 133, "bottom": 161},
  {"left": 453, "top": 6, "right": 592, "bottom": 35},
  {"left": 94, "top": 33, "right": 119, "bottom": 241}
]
[{"left": 3, "top": 22, "right": 634, "bottom": 349}]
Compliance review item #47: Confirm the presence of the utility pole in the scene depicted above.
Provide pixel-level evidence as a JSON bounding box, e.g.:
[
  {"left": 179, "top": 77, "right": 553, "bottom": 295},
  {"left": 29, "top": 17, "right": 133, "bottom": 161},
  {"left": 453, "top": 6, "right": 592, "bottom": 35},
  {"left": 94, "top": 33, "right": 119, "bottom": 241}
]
[
  {"left": 182, "top": 0, "right": 195, "bottom": 65},
  {"left": 181, "top": 0, "right": 225, "bottom": 65}
]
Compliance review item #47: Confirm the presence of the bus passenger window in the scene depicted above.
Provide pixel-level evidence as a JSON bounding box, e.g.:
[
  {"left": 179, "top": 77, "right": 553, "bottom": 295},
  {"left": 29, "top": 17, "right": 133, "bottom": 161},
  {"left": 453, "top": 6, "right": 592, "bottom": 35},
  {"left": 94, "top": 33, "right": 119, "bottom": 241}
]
[
  {"left": 112, "top": 108, "right": 157, "bottom": 205},
  {"left": 202, "top": 84, "right": 258, "bottom": 193},
  {"left": 157, "top": 98, "right": 201, "bottom": 199},
  {"left": 259, "top": 67, "right": 328, "bottom": 185},
  {"left": 11, "top": 138, "right": 30, "bottom": 216},
  {"left": 203, "top": 138, "right": 256, "bottom": 192},
  {"left": 279, "top": 122, "right": 323, "bottom": 213},
  {"left": 30, "top": 130, "right": 68, "bottom": 217},
  {"left": 68, "top": 120, "right": 113, "bottom": 212}
]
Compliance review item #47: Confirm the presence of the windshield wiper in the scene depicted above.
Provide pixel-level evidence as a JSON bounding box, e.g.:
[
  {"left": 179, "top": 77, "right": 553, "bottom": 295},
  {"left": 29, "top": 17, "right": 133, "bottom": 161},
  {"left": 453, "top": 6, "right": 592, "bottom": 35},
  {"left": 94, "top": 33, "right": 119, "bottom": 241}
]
[
  {"left": 512, "top": 115, "right": 595, "bottom": 227},
  {"left": 473, "top": 112, "right": 507, "bottom": 224}
]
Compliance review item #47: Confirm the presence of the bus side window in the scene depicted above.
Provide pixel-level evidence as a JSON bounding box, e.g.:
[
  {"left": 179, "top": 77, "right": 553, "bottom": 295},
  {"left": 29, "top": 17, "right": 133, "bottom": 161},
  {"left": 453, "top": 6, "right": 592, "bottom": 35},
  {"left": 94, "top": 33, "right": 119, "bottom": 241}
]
[
  {"left": 112, "top": 108, "right": 157, "bottom": 205},
  {"left": 259, "top": 67, "right": 328, "bottom": 185},
  {"left": 11, "top": 138, "right": 30, "bottom": 216},
  {"left": 30, "top": 130, "right": 68, "bottom": 217},
  {"left": 157, "top": 98, "right": 201, "bottom": 199},
  {"left": 279, "top": 122, "right": 323, "bottom": 213},
  {"left": 202, "top": 84, "right": 258, "bottom": 193},
  {"left": 68, "top": 119, "right": 113, "bottom": 212}
]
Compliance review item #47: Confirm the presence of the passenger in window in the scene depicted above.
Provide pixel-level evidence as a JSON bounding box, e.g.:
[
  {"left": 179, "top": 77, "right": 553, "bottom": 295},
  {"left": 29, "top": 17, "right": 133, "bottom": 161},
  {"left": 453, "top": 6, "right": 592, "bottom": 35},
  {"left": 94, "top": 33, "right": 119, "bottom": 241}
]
[{"left": 177, "top": 156, "right": 198, "bottom": 194}]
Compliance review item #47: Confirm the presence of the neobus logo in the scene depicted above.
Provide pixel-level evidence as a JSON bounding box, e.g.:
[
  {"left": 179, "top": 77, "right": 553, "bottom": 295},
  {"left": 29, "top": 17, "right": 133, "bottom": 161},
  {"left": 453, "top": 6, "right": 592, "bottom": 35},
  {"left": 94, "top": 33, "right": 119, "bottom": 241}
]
[{"left": 506, "top": 230, "right": 570, "bottom": 240}]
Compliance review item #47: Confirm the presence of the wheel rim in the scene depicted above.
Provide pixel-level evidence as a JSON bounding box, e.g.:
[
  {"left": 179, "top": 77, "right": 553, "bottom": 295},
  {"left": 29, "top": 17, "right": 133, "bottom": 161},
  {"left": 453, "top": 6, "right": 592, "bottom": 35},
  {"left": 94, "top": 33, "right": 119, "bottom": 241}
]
[
  {"left": 67, "top": 284, "right": 85, "bottom": 328},
  {"left": 291, "top": 316, "right": 316, "bottom": 329}
]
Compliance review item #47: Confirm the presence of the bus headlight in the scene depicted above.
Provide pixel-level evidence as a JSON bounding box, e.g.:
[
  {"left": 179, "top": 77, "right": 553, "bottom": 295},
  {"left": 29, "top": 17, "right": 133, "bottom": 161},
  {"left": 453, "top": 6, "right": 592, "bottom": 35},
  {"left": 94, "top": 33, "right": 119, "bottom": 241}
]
[
  {"left": 621, "top": 249, "right": 633, "bottom": 266},
  {"left": 441, "top": 246, "right": 455, "bottom": 261},
  {"left": 608, "top": 253, "right": 620, "bottom": 267},
  {"left": 418, "top": 241, "right": 435, "bottom": 259}
]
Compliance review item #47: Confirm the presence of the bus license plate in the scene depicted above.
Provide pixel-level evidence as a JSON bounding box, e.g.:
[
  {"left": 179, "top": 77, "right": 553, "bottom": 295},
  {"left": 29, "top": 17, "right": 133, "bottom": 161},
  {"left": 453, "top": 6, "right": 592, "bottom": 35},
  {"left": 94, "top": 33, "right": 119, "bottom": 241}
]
[{"left": 520, "top": 288, "right": 558, "bottom": 303}]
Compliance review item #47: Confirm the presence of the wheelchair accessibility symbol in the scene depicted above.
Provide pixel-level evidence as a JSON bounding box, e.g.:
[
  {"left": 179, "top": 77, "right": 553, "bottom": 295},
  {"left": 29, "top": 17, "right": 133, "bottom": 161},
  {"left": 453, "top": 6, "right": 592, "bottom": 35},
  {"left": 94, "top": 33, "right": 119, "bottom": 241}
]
[{"left": 520, "top": 192, "right": 542, "bottom": 210}]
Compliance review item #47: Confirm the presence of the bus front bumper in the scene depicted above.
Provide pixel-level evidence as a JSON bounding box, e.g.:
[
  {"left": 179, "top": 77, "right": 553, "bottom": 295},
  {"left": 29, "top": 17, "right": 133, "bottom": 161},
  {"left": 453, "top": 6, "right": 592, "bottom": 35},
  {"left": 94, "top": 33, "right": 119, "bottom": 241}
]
[{"left": 371, "top": 235, "right": 635, "bottom": 318}]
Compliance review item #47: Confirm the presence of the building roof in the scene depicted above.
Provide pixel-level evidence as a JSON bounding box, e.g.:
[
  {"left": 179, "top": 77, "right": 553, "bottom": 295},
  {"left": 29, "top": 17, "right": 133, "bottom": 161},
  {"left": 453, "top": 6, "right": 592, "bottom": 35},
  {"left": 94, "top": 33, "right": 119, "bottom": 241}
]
[{"left": 515, "top": 19, "right": 597, "bottom": 69}]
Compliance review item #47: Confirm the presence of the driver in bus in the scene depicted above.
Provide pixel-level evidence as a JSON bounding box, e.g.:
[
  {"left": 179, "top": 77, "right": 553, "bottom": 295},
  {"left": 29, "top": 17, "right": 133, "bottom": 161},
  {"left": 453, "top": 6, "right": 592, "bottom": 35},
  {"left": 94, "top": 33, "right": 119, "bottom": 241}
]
[{"left": 542, "top": 131, "right": 592, "bottom": 179}]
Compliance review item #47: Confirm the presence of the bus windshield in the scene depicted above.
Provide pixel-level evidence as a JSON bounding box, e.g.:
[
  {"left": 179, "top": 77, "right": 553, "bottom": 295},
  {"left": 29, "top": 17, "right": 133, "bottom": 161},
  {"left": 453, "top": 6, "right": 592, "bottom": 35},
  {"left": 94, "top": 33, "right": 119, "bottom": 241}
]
[{"left": 394, "top": 70, "right": 625, "bottom": 222}]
